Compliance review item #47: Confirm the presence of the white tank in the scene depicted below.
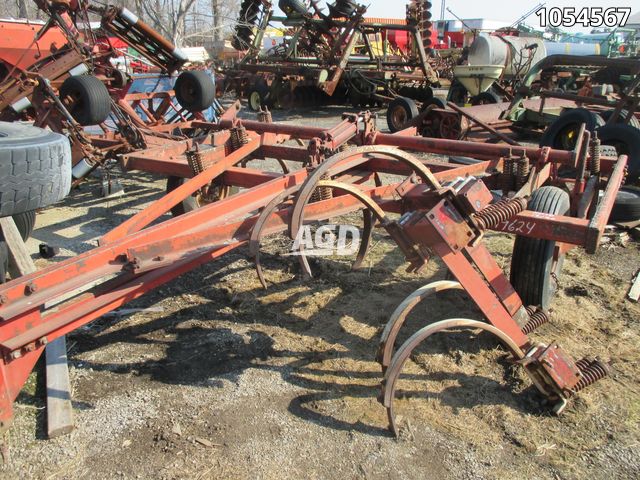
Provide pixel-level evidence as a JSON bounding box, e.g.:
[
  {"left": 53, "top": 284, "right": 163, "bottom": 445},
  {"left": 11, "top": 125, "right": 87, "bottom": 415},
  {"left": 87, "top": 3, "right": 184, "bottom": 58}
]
[{"left": 468, "top": 34, "right": 547, "bottom": 77}]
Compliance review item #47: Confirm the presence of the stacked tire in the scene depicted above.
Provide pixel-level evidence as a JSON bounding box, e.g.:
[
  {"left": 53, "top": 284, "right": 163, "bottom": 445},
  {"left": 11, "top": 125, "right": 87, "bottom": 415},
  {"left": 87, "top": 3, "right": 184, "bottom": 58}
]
[{"left": 0, "top": 122, "right": 72, "bottom": 282}]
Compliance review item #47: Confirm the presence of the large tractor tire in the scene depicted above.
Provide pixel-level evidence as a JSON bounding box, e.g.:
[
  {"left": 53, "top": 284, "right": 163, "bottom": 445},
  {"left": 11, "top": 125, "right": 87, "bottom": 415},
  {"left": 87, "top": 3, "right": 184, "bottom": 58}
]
[{"left": 0, "top": 122, "right": 71, "bottom": 217}]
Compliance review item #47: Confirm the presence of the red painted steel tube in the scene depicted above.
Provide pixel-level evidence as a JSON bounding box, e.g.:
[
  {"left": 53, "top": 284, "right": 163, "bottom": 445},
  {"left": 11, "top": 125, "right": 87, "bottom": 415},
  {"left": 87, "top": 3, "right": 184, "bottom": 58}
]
[
  {"left": 491, "top": 211, "right": 589, "bottom": 245},
  {"left": 1, "top": 186, "right": 400, "bottom": 353},
  {"left": 105, "top": 136, "right": 263, "bottom": 241},
  {"left": 373, "top": 132, "right": 576, "bottom": 163},
  {"left": 213, "top": 119, "right": 352, "bottom": 140},
  {"left": 585, "top": 154, "right": 628, "bottom": 253}
]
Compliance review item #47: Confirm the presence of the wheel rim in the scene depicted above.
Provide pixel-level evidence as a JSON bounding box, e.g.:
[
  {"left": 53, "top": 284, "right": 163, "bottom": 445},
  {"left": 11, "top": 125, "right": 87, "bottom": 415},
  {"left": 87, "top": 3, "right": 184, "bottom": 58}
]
[
  {"left": 439, "top": 115, "right": 462, "bottom": 139},
  {"left": 558, "top": 125, "right": 579, "bottom": 150},
  {"left": 389, "top": 105, "right": 408, "bottom": 130},
  {"left": 180, "top": 82, "right": 197, "bottom": 105},
  {"left": 249, "top": 91, "right": 262, "bottom": 110}
]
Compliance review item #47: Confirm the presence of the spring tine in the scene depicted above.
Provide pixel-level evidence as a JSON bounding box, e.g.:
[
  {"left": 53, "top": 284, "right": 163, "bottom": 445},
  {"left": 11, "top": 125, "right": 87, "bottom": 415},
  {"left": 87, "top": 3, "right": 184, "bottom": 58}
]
[
  {"left": 351, "top": 209, "right": 373, "bottom": 270},
  {"left": 248, "top": 186, "right": 301, "bottom": 289},
  {"left": 377, "top": 280, "right": 463, "bottom": 370},
  {"left": 381, "top": 318, "right": 526, "bottom": 436}
]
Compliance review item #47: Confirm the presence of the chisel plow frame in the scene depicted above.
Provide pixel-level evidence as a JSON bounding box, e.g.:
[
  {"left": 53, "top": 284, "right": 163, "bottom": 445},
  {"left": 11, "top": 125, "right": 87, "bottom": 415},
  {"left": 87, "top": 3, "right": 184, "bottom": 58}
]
[{"left": 0, "top": 105, "right": 627, "bottom": 435}]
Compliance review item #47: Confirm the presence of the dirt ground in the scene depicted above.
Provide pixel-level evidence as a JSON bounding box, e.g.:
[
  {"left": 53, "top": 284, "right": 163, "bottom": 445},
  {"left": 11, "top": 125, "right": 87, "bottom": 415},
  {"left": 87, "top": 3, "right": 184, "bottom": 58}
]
[{"left": 2, "top": 106, "right": 640, "bottom": 480}]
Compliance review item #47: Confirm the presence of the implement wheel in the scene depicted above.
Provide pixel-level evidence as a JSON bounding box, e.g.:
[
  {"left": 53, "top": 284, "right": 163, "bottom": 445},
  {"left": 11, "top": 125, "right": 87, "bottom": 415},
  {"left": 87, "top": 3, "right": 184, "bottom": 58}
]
[
  {"left": 166, "top": 176, "right": 231, "bottom": 217},
  {"left": 247, "top": 84, "right": 270, "bottom": 111},
  {"left": 510, "top": 186, "right": 570, "bottom": 310},
  {"left": 470, "top": 89, "right": 501, "bottom": 105},
  {"left": 595, "top": 123, "right": 640, "bottom": 181},
  {"left": 386, "top": 97, "right": 418, "bottom": 133},
  {"left": 539, "top": 108, "right": 604, "bottom": 150},
  {"left": 174, "top": 71, "right": 216, "bottom": 112},
  {"left": 59, "top": 75, "right": 111, "bottom": 126}
]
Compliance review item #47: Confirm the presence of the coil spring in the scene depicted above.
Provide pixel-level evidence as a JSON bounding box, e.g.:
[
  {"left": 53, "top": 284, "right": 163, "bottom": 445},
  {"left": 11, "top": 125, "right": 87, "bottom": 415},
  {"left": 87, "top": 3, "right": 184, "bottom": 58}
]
[
  {"left": 310, "top": 173, "right": 333, "bottom": 203},
  {"left": 473, "top": 197, "right": 528, "bottom": 231},
  {"left": 257, "top": 109, "right": 272, "bottom": 123},
  {"left": 516, "top": 156, "right": 530, "bottom": 189},
  {"left": 186, "top": 149, "right": 205, "bottom": 176},
  {"left": 589, "top": 133, "right": 601, "bottom": 175},
  {"left": 573, "top": 357, "right": 609, "bottom": 393},
  {"left": 502, "top": 157, "right": 516, "bottom": 193},
  {"left": 521, "top": 306, "right": 550, "bottom": 334},
  {"left": 230, "top": 126, "right": 249, "bottom": 152}
]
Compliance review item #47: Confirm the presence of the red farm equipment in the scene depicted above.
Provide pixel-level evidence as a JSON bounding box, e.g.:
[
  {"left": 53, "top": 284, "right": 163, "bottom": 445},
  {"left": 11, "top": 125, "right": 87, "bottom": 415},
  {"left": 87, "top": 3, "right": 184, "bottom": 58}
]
[
  {"left": 0, "top": 101, "right": 626, "bottom": 435},
  {"left": 0, "top": 0, "right": 219, "bottom": 185}
]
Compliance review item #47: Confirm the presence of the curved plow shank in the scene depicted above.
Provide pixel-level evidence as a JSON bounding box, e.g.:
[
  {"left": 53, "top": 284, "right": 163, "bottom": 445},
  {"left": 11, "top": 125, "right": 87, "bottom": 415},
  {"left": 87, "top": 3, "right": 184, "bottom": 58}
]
[
  {"left": 380, "top": 318, "right": 526, "bottom": 436},
  {"left": 377, "top": 280, "right": 464, "bottom": 371},
  {"left": 288, "top": 145, "right": 443, "bottom": 240},
  {"left": 248, "top": 186, "right": 311, "bottom": 288}
]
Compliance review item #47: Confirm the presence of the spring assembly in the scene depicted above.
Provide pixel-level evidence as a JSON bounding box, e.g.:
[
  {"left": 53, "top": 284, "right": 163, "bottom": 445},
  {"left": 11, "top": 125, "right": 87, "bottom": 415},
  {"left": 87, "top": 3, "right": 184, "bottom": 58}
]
[
  {"left": 257, "top": 108, "right": 272, "bottom": 123},
  {"left": 186, "top": 149, "right": 205, "bottom": 176},
  {"left": 501, "top": 157, "right": 517, "bottom": 194},
  {"left": 521, "top": 306, "right": 550, "bottom": 334},
  {"left": 589, "top": 132, "right": 601, "bottom": 175},
  {"left": 573, "top": 358, "right": 610, "bottom": 393},
  {"left": 473, "top": 197, "right": 528, "bottom": 231},
  {"left": 230, "top": 125, "right": 249, "bottom": 152},
  {"left": 516, "top": 156, "right": 530, "bottom": 190},
  {"left": 310, "top": 173, "right": 333, "bottom": 203}
]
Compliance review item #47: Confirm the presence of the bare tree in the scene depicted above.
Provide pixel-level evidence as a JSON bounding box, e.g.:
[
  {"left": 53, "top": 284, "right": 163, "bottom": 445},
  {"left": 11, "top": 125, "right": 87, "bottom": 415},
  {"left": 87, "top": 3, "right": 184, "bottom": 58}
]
[
  {"left": 2, "top": 0, "right": 241, "bottom": 49},
  {"left": 211, "top": 0, "right": 223, "bottom": 43}
]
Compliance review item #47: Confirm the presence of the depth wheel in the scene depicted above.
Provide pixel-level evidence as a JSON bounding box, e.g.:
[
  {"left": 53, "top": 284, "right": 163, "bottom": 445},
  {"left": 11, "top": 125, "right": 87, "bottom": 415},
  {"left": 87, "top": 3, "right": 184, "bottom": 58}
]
[{"left": 510, "top": 186, "right": 570, "bottom": 310}]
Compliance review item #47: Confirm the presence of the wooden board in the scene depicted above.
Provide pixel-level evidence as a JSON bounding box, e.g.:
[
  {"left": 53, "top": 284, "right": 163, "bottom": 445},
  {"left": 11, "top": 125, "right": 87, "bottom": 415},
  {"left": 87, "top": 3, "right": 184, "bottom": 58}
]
[
  {"left": 44, "top": 336, "right": 74, "bottom": 438},
  {"left": 0, "top": 216, "right": 74, "bottom": 438},
  {"left": 629, "top": 271, "right": 640, "bottom": 302}
]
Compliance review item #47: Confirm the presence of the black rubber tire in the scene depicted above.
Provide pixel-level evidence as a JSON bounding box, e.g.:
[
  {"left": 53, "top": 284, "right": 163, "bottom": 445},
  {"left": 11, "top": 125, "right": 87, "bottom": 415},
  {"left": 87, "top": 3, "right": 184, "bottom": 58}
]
[
  {"left": 11, "top": 210, "right": 36, "bottom": 241},
  {"left": 510, "top": 186, "right": 570, "bottom": 310},
  {"left": 595, "top": 123, "right": 640, "bottom": 181},
  {"left": 174, "top": 71, "right": 216, "bottom": 112},
  {"left": 609, "top": 186, "right": 640, "bottom": 223},
  {"left": 600, "top": 109, "right": 640, "bottom": 130},
  {"left": 278, "top": 0, "right": 308, "bottom": 17},
  {"left": 0, "top": 122, "right": 71, "bottom": 217},
  {"left": 0, "top": 233, "right": 7, "bottom": 284},
  {"left": 386, "top": 97, "right": 419, "bottom": 133},
  {"left": 166, "top": 176, "right": 200, "bottom": 217},
  {"left": 470, "top": 89, "right": 501, "bottom": 105},
  {"left": 539, "top": 108, "right": 605, "bottom": 150},
  {"left": 247, "top": 84, "right": 270, "bottom": 111},
  {"left": 423, "top": 97, "right": 447, "bottom": 109},
  {"left": 59, "top": 75, "right": 111, "bottom": 126},
  {"left": 447, "top": 81, "right": 467, "bottom": 104}
]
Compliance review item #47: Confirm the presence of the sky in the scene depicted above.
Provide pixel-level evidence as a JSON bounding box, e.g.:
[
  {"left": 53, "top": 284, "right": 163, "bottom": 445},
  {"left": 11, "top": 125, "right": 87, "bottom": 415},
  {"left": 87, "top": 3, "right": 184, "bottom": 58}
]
[{"left": 361, "top": 1, "right": 639, "bottom": 32}]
